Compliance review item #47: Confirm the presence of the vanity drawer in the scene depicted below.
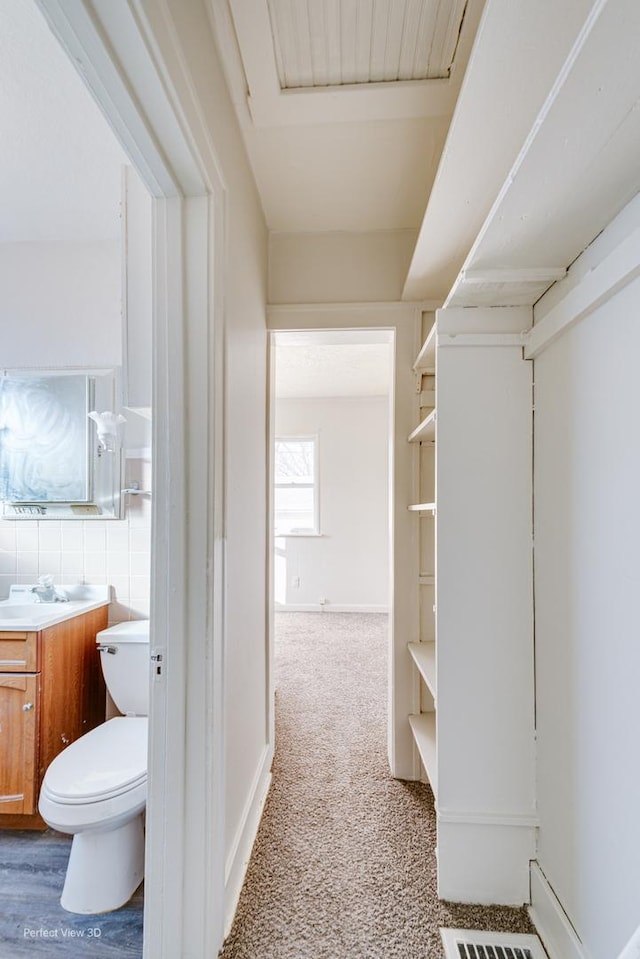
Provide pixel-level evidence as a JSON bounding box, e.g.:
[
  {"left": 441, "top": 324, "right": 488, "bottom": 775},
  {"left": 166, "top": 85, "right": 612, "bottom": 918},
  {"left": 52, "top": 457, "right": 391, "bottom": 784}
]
[{"left": 0, "top": 633, "right": 38, "bottom": 672}]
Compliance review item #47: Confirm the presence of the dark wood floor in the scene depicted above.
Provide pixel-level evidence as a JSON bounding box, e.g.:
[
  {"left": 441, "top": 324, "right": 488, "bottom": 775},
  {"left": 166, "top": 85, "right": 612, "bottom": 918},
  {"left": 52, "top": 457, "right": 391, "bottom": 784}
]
[{"left": 0, "top": 830, "right": 143, "bottom": 957}]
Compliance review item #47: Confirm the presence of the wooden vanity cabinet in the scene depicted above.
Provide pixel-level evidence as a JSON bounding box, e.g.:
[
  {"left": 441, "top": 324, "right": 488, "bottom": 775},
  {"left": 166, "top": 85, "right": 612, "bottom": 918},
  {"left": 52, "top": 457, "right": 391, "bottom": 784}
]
[{"left": 0, "top": 606, "right": 107, "bottom": 829}]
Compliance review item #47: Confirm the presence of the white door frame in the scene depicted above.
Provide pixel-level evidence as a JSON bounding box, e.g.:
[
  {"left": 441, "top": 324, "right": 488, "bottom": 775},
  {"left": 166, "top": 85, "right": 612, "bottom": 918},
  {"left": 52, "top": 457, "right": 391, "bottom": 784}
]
[
  {"left": 266, "top": 305, "right": 422, "bottom": 780},
  {"left": 35, "top": 2, "right": 227, "bottom": 956}
]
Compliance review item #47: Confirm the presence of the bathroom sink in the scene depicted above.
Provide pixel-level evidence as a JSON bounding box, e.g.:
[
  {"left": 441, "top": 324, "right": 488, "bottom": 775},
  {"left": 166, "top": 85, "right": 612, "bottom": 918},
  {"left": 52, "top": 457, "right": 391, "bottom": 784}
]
[
  {"left": 0, "top": 604, "right": 54, "bottom": 622},
  {"left": 0, "top": 587, "right": 111, "bottom": 631}
]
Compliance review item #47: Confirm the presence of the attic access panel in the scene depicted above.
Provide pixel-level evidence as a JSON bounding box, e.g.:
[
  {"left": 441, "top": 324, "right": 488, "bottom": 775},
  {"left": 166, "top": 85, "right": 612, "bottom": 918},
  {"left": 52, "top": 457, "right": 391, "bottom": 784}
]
[{"left": 267, "top": 0, "right": 469, "bottom": 88}]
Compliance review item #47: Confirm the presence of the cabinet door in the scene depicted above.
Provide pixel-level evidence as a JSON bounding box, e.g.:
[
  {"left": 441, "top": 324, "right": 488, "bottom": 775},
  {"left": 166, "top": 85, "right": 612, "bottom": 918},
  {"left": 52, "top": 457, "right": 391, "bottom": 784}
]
[{"left": 0, "top": 674, "right": 38, "bottom": 814}]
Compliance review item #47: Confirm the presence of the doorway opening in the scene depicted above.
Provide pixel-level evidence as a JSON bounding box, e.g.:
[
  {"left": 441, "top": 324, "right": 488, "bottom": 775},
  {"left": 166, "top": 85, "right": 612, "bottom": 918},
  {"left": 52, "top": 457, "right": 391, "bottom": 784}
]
[
  {"left": 269, "top": 327, "right": 394, "bottom": 715},
  {"left": 0, "top": 0, "right": 152, "bottom": 954}
]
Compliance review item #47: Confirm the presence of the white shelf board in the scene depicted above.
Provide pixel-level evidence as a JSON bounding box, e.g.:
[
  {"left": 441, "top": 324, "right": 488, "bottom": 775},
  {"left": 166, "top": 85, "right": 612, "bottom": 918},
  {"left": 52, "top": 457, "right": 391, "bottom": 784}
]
[
  {"left": 409, "top": 712, "right": 437, "bottom": 795},
  {"left": 413, "top": 324, "right": 437, "bottom": 373},
  {"left": 419, "top": 574, "right": 435, "bottom": 586},
  {"left": 408, "top": 409, "right": 436, "bottom": 444},
  {"left": 408, "top": 502, "right": 436, "bottom": 513},
  {"left": 408, "top": 641, "right": 436, "bottom": 700}
]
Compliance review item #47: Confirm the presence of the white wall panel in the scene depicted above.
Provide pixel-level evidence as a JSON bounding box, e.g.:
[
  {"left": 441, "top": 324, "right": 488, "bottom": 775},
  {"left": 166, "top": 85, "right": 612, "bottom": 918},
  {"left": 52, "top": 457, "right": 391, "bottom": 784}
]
[
  {"left": 534, "top": 271, "right": 640, "bottom": 959},
  {"left": 268, "top": 229, "right": 418, "bottom": 304},
  {"left": 0, "top": 241, "right": 121, "bottom": 367}
]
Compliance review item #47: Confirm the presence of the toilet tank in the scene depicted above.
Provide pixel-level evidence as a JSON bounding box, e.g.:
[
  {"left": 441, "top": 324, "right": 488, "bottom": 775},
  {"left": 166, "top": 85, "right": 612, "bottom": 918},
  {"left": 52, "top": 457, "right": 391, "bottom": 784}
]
[{"left": 97, "top": 621, "right": 150, "bottom": 716}]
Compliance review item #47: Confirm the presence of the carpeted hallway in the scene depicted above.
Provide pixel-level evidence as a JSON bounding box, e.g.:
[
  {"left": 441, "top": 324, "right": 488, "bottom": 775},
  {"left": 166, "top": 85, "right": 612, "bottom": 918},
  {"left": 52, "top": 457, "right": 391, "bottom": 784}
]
[{"left": 219, "top": 612, "right": 535, "bottom": 959}]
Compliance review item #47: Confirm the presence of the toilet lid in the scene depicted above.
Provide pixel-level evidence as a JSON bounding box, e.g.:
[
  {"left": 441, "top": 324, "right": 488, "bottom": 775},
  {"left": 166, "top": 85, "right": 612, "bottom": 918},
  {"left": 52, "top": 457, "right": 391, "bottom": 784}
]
[{"left": 43, "top": 717, "right": 148, "bottom": 804}]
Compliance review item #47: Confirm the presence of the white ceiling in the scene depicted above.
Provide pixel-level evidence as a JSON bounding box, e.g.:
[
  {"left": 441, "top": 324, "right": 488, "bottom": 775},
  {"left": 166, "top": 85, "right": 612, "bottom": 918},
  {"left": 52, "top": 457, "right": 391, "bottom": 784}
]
[
  {"left": 0, "top": 0, "right": 127, "bottom": 243},
  {"left": 209, "top": 0, "right": 486, "bottom": 233},
  {"left": 274, "top": 330, "right": 392, "bottom": 398}
]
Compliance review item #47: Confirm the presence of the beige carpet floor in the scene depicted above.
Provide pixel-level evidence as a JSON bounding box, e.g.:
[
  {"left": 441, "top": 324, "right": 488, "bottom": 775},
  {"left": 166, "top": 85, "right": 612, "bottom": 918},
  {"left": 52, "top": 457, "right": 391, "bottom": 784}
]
[{"left": 219, "top": 612, "right": 536, "bottom": 959}]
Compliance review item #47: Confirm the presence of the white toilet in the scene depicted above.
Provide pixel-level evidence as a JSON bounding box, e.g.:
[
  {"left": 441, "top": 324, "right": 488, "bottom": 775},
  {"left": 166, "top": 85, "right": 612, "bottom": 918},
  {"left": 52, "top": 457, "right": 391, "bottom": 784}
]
[{"left": 39, "top": 620, "right": 150, "bottom": 914}]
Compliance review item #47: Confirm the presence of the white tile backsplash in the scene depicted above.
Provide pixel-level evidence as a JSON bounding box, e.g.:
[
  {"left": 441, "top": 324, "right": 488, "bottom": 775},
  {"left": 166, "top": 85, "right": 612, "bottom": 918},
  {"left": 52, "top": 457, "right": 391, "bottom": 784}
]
[
  {"left": 107, "top": 551, "right": 131, "bottom": 576},
  {"left": 61, "top": 551, "right": 85, "bottom": 577},
  {"left": 16, "top": 527, "right": 38, "bottom": 551},
  {"left": 0, "top": 550, "right": 16, "bottom": 575},
  {"left": 84, "top": 551, "right": 107, "bottom": 578},
  {"left": 17, "top": 552, "right": 39, "bottom": 576},
  {"left": 0, "top": 527, "right": 16, "bottom": 550},
  {"left": 38, "top": 551, "right": 62, "bottom": 576},
  {"left": 129, "top": 527, "right": 151, "bottom": 552},
  {"left": 0, "top": 458, "right": 151, "bottom": 621},
  {"left": 108, "top": 574, "right": 131, "bottom": 601},
  {"left": 129, "top": 574, "right": 150, "bottom": 600},
  {"left": 107, "top": 528, "right": 130, "bottom": 552},
  {"left": 39, "top": 526, "right": 62, "bottom": 551},
  {"left": 84, "top": 527, "right": 107, "bottom": 551},
  {"left": 130, "top": 552, "right": 150, "bottom": 576},
  {"left": 61, "top": 526, "right": 84, "bottom": 550}
]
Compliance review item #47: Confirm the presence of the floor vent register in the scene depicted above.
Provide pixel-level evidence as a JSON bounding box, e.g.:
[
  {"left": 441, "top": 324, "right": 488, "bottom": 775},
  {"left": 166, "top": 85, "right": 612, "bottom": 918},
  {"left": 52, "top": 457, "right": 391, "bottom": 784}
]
[{"left": 441, "top": 929, "right": 548, "bottom": 959}]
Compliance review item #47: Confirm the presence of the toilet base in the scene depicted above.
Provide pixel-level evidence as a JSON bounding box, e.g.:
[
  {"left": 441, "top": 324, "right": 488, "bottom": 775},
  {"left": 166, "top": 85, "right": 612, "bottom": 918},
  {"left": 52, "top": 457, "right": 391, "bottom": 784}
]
[{"left": 61, "top": 813, "right": 145, "bottom": 914}]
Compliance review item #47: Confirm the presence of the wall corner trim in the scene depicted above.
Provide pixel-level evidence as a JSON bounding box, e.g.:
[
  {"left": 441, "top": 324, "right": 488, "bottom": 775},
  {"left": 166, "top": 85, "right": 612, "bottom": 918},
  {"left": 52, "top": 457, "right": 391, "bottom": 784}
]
[
  {"left": 529, "top": 862, "right": 587, "bottom": 959},
  {"left": 224, "top": 744, "right": 273, "bottom": 938}
]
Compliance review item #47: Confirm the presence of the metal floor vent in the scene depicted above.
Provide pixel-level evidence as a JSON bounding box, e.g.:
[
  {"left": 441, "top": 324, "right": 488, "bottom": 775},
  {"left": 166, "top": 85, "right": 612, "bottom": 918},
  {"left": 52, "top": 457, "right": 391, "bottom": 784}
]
[{"left": 441, "top": 928, "right": 548, "bottom": 959}]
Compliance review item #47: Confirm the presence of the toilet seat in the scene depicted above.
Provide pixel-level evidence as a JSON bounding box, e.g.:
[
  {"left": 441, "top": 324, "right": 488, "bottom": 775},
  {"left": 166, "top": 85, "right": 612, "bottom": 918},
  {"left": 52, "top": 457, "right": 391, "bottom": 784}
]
[{"left": 42, "top": 717, "right": 147, "bottom": 805}]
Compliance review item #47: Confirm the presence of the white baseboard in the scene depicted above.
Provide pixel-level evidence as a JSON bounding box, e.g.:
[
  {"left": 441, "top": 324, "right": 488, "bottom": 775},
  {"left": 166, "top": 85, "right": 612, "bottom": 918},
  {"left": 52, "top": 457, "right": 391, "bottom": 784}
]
[
  {"left": 529, "top": 861, "right": 587, "bottom": 959},
  {"left": 223, "top": 745, "right": 272, "bottom": 938},
  {"left": 275, "top": 603, "right": 389, "bottom": 613},
  {"left": 437, "top": 817, "right": 535, "bottom": 905}
]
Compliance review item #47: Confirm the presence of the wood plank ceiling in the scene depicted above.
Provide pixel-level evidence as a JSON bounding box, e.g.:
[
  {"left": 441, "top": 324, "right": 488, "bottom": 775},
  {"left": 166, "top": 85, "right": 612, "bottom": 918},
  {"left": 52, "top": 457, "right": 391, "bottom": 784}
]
[{"left": 266, "top": 0, "right": 469, "bottom": 88}]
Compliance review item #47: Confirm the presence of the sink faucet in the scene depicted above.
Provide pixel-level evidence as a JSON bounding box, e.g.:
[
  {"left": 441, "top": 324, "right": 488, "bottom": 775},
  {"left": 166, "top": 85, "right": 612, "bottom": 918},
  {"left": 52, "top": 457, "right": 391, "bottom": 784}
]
[{"left": 31, "top": 575, "right": 68, "bottom": 604}]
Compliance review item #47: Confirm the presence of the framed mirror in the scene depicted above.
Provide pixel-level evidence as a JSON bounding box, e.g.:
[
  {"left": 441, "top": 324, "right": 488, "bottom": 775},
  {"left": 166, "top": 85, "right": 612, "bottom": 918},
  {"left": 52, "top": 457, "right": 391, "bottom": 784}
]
[{"left": 0, "top": 369, "right": 123, "bottom": 520}]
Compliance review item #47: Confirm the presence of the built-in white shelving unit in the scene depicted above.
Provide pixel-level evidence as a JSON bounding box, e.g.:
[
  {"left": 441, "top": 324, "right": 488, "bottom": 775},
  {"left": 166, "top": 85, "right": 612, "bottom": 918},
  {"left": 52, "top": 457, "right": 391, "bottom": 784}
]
[
  {"left": 422, "top": 305, "right": 535, "bottom": 905},
  {"left": 408, "top": 313, "right": 437, "bottom": 798}
]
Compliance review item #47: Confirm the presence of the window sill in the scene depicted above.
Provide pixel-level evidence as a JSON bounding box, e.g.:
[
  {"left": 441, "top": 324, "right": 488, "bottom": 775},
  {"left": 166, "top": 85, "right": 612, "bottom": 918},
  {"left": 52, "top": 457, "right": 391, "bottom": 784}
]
[{"left": 275, "top": 532, "right": 324, "bottom": 538}]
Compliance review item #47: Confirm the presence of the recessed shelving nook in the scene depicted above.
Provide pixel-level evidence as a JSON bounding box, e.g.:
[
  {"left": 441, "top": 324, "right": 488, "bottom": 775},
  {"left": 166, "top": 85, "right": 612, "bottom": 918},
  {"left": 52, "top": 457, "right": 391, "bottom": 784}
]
[{"left": 408, "top": 312, "right": 437, "bottom": 799}]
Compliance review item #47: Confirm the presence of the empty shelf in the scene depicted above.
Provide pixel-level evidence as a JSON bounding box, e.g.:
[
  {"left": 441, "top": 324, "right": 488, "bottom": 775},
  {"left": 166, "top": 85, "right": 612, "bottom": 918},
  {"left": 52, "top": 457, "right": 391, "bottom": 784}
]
[
  {"left": 409, "top": 713, "right": 437, "bottom": 795},
  {"left": 408, "top": 502, "right": 436, "bottom": 513},
  {"left": 408, "top": 409, "right": 436, "bottom": 444},
  {"left": 408, "top": 641, "right": 436, "bottom": 700}
]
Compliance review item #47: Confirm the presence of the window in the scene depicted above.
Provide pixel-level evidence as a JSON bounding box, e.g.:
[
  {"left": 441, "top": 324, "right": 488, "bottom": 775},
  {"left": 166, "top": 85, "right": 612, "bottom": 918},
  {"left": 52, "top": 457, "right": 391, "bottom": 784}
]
[{"left": 274, "top": 436, "right": 319, "bottom": 535}]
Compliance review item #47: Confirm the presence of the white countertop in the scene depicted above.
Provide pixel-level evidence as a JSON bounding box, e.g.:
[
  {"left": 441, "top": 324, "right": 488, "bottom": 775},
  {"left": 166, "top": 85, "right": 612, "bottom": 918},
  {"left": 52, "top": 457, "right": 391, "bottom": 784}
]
[{"left": 0, "top": 585, "right": 111, "bottom": 632}]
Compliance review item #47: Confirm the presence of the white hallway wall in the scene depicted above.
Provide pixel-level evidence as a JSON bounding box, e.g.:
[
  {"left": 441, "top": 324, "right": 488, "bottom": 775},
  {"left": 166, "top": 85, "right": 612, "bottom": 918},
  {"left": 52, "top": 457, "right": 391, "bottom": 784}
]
[
  {"left": 148, "top": 0, "right": 270, "bottom": 915},
  {"left": 269, "top": 229, "right": 417, "bottom": 305},
  {"left": 532, "top": 195, "right": 640, "bottom": 959},
  {"left": 275, "top": 395, "right": 389, "bottom": 611},
  {"left": 0, "top": 238, "right": 151, "bottom": 622}
]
